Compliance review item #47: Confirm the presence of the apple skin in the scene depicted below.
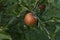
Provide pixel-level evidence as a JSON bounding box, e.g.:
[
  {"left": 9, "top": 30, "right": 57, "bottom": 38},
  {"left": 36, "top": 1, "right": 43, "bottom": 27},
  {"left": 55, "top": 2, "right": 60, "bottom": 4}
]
[{"left": 24, "top": 12, "right": 37, "bottom": 26}]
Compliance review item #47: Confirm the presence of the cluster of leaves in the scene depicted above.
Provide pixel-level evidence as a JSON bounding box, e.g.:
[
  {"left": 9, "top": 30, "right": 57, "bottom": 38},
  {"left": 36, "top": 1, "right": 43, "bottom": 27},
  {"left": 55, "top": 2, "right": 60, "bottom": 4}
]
[{"left": 0, "top": 0, "right": 60, "bottom": 40}]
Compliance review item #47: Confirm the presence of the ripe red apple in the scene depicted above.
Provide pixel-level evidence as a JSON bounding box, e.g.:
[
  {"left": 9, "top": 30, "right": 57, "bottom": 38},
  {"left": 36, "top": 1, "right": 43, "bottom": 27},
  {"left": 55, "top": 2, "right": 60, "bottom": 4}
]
[{"left": 24, "top": 12, "right": 37, "bottom": 26}]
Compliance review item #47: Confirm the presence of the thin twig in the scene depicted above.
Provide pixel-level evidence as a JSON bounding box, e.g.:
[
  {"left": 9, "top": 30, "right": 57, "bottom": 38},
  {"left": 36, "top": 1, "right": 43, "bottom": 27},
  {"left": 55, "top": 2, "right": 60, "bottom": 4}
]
[
  {"left": 37, "top": 17, "right": 51, "bottom": 39},
  {"left": 32, "top": 0, "right": 40, "bottom": 11}
]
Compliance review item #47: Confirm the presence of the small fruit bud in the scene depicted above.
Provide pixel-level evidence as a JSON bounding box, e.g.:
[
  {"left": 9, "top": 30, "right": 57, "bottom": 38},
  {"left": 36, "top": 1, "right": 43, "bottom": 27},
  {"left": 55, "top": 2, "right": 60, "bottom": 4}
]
[{"left": 38, "top": 5, "right": 46, "bottom": 10}]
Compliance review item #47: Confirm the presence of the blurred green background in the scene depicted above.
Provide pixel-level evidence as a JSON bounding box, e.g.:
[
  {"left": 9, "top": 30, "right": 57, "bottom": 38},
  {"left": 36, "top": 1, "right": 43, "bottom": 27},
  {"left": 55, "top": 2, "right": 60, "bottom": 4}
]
[{"left": 0, "top": 0, "right": 60, "bottom": 40}]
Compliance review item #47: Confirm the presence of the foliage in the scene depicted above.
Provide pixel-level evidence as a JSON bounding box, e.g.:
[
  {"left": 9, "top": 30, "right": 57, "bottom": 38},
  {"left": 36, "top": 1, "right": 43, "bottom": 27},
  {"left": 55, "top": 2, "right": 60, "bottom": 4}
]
[{"left": 0, "top": 0, "right": 60, "bottom": 40}]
